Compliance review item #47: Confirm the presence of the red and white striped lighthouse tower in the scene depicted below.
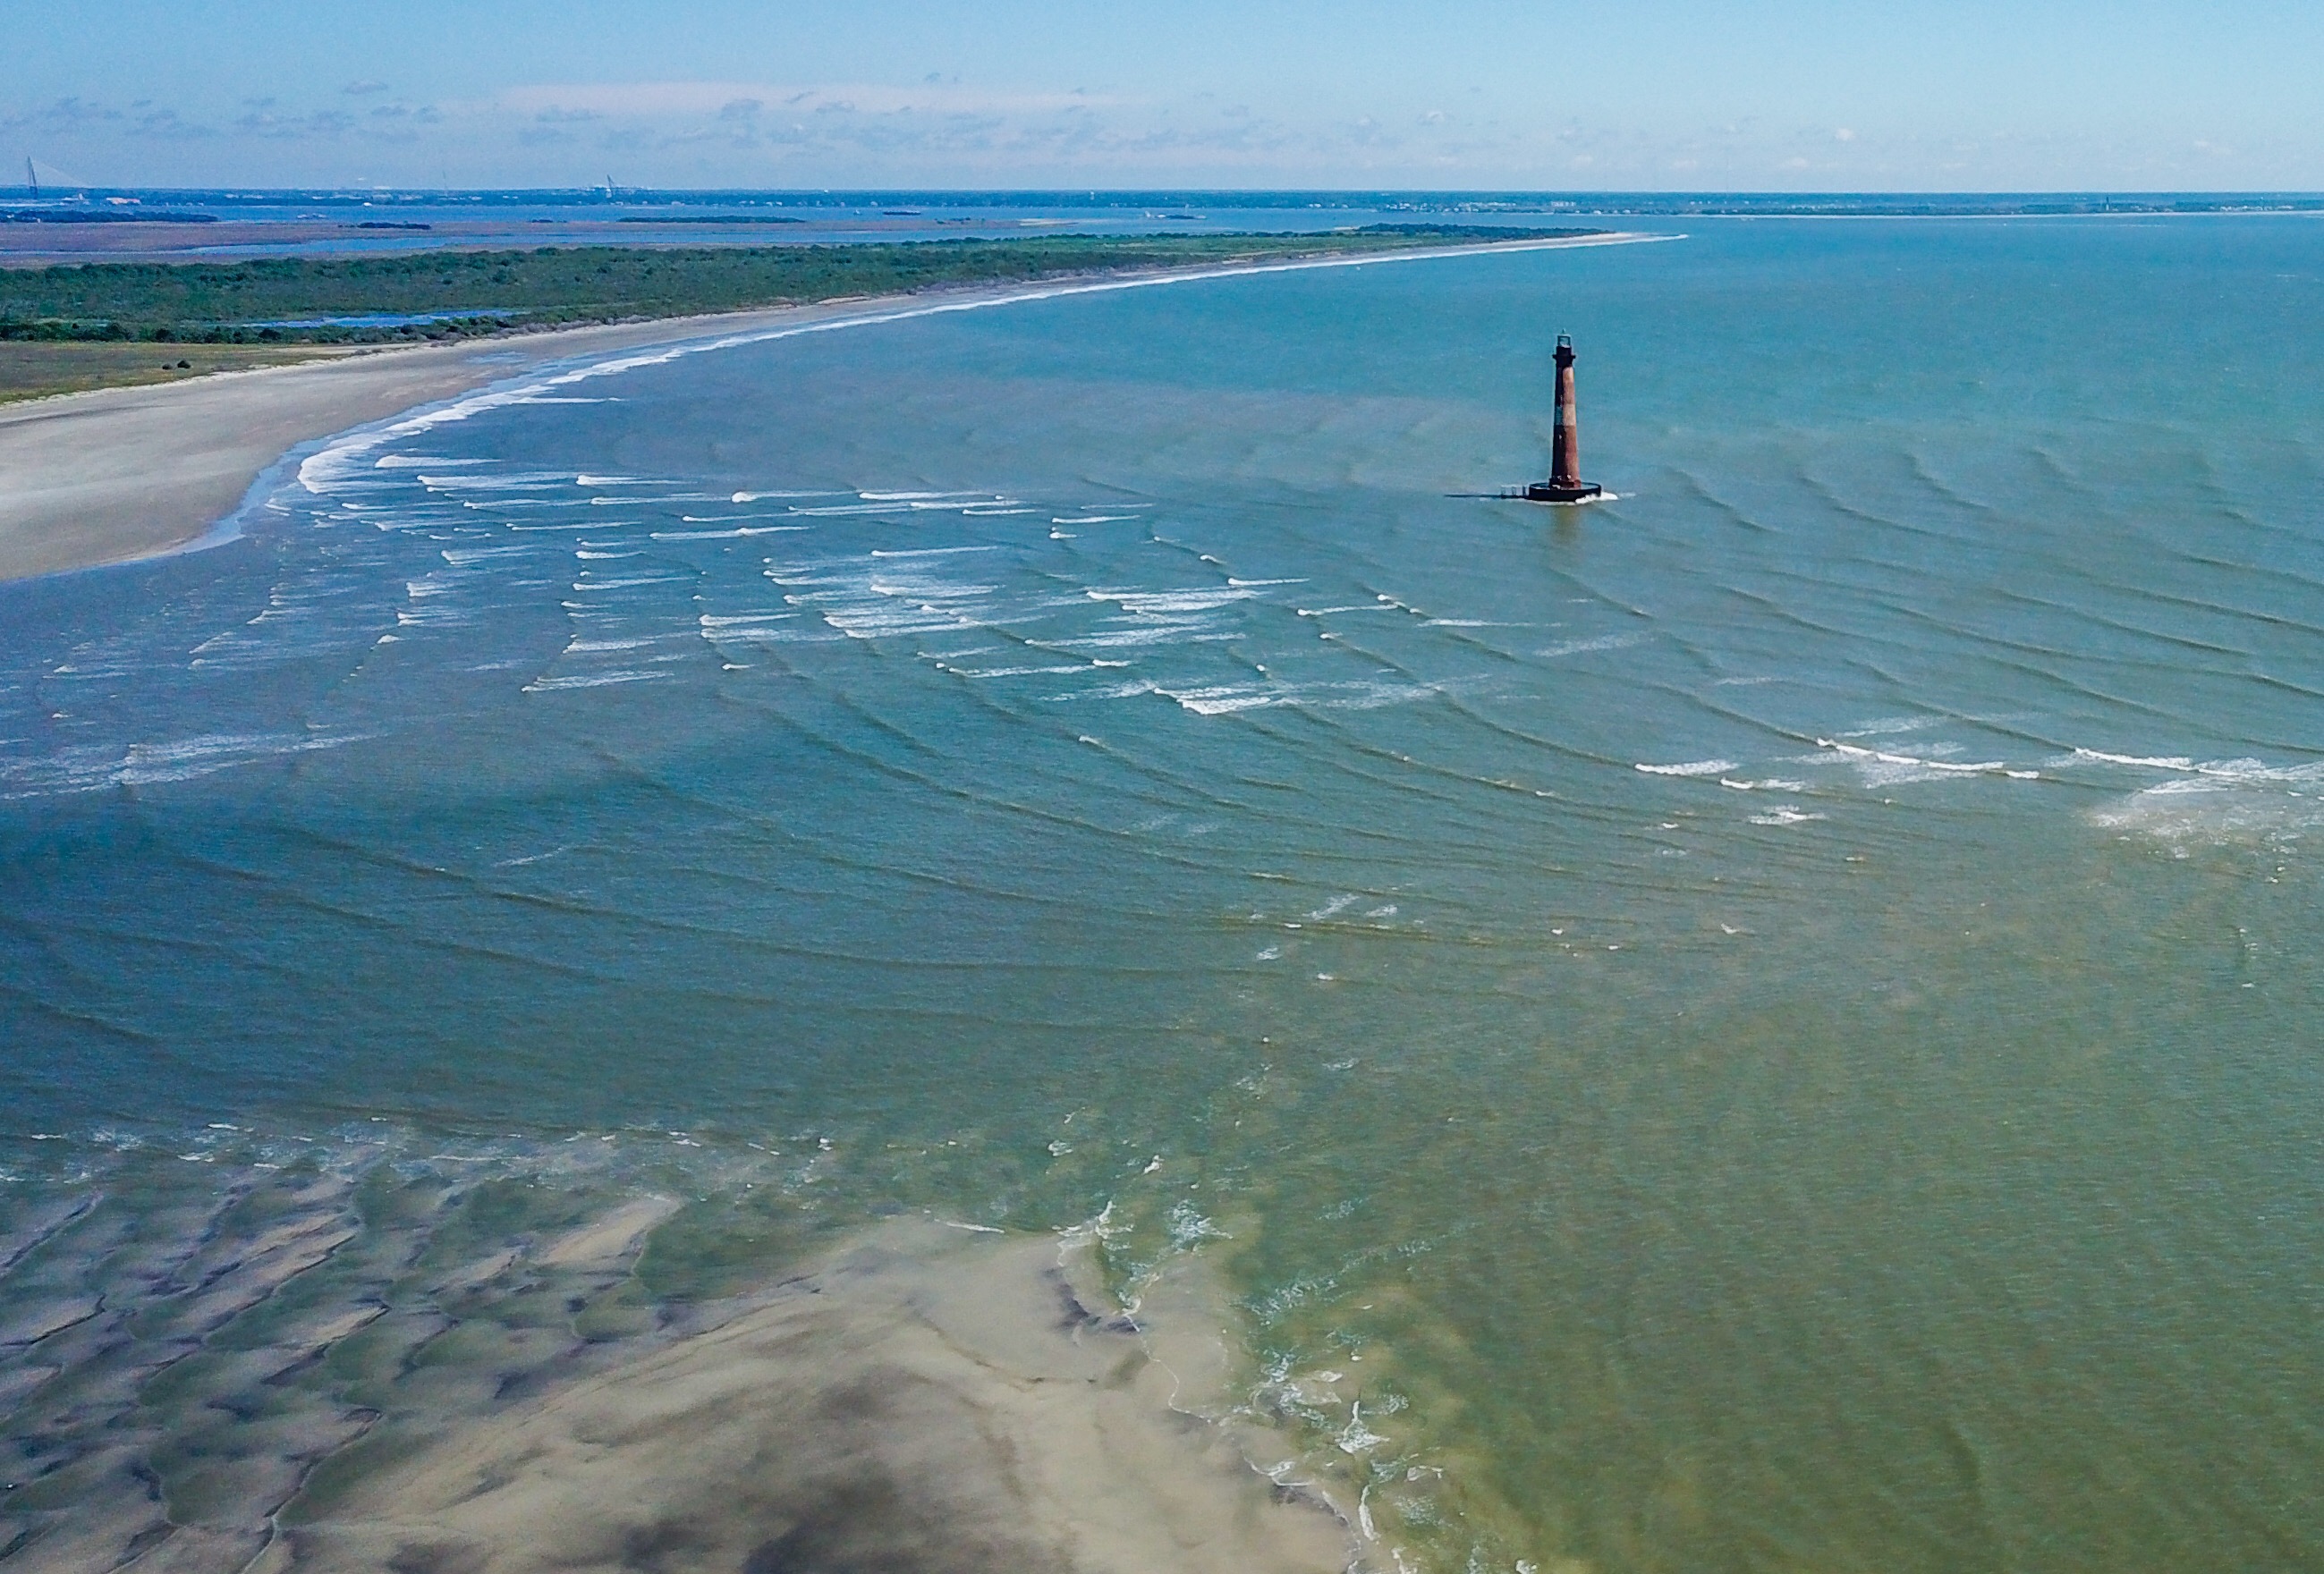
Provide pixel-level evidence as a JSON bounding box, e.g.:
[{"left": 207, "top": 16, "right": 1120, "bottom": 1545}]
[{"left": 1524, "top": 334, "right": 1602, "bottom": 503}]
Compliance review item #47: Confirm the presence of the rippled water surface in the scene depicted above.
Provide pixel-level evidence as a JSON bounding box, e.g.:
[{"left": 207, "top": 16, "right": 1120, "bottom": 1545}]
[{"left": 6, "top": 218, "right": 2324, "bottom": 1571}]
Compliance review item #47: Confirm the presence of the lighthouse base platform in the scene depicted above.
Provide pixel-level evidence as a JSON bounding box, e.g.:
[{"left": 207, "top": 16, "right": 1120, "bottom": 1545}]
[{"left": 1514, "top": 480, "right": 1603, "bottom": 504}]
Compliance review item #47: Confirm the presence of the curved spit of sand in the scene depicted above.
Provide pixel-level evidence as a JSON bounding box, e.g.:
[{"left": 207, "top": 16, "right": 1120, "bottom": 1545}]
[{"left": 0, "top": 233, "right": 1665, "bottom": 584}]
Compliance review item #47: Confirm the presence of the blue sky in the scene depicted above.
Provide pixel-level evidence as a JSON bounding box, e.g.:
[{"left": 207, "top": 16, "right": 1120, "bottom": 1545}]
[{"left": 10, "top": 0, "right": 2322, "bottom": 190}]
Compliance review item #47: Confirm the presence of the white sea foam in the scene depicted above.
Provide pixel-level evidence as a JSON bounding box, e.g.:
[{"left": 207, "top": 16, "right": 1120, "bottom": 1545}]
[
  {"left": 569, "top": 575, "right": 691, "bottom": 592},
  {"left": 1817, "top": 739, "right": 2018, "bottom": 786},
  {"left": 1539, "top": 632, "right": 1647, "bottom": 658},
  {"left": 1836, "top": 716, "right": 1939, "bottom": 738},
  {"left": 781, "top": 502, "right": 916, "bottom": 517},
  {"left": 2072, "top": 748, "right": 2200, "bottom": 769},
  {"left": 522, "top": 671, "right": 674, "bottom": 692},
  {"left": 704, "top": 624, "right": 838, "bottom": 646},
  {"left": 698, "top": 613, "right": 796, "bottom": 629},
  {"left": 2084, "top": 754, "right": 2324, "bottom": 847},
  {"left": 1087, "top": 587, "right": 1260, "bottom": 615},
  {"left": 651, "top": 526, "right": 808, "bottom": 540},
  {"left": 439, "top": 545, "right": 539, "bottom": 566},
  {"left": 772, "top": 557, "right": 1002, "bottom": 639},
  {"left": 1158, "top": 685, "right": 1281, "bottom": 715},
  {"left": 1052, "top": 626, "right": 1230, "bottom": 650},
  {"left": 1635, "top": 760, "right": 1736, "bottom": 777},
  {"left": 2061, "top": 747, "right": 2307, "bottom": 781},
  {"left": 1150, "top": 677, "right": 1444, "bottom": 717},
  {"left": 1748, "top": 806, "right": 1828, "bottom": 825},
  {"left": 0, "top": 731, "right": 361, "bottom": 797},
  {"left": 563, "top": 637, "right": 668, "bottom": 654},
  {"left": 411, "top": 472, "right": 577, "bottom": 492}
]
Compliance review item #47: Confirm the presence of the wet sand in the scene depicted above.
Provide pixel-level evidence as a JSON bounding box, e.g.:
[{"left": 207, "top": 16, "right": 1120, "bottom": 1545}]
[
  {"left": 262, "top": 1221, "right": 1346, "bottom": 1574},
  {"left": 2, "top": 1168, "right": 1348, "bottom": 1574},
  {"left": 0, "top": 233, "right": 1656, "bottom": 584}
]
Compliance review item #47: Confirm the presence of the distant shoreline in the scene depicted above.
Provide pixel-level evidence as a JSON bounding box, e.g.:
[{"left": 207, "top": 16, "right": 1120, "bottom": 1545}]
[
  {"left": 0, "top": 226, "right": 1607, "bottom": 347},
  {"left": 0, "top": 227, "right": 1609, "bottom": 400},
  {"left": 0, "top": 231, "right": 1662, "bottom": 584}
]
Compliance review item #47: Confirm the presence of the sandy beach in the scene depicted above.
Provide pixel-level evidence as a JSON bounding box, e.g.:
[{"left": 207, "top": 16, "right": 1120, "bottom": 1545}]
[
  {"left": 0, "top": 300, "right": 881, "bottom": 583},
  {"left": 0, "top": 233, "right": 1653, "bottom": 584}
]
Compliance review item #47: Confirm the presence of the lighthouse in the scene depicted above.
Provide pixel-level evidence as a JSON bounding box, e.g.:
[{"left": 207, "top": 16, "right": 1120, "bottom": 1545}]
[{"left": 1522, "top": 335, "right": 1602, "bottom": 503}]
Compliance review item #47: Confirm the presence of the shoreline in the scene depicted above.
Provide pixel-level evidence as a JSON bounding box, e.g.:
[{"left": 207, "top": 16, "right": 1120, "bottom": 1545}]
[{"left": 0, "top": 232, "right": 1663, "bottom": 583}]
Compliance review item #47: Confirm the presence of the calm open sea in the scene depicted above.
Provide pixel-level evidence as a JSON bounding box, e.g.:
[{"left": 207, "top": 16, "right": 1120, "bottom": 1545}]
[{"left": 5, "top": 216, "right": 2323, "bottom": 1570}]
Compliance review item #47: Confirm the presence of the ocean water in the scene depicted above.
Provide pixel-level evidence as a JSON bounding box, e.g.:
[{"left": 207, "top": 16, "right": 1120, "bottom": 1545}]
[{"left": 6, "top": 216, "right": 2324, "bottom": 1570}]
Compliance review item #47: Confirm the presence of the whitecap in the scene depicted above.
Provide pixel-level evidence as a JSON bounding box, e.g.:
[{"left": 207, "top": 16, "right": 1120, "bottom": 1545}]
[
  {"left": 698, "top": 613, "right": 796, "bottom": 629},
  {"left": 1160, "top": 686, "right": 1280, "bottom": 715},
  {"left": 1539, "top": 631, "right": 1646, "bottom": 657},
  {"left": 569, "top": 575, "right": 691, "bottom": 591},
  {"left": 1086, "top": 587, "right": 1260, "bottom": 615},
  {"left": 1818, "top": 740, "right": 2016, "bottom": 785},
  {"left": 1635, "top": 760, "right": 1736, "bottom": 777},
  {"left": 2072, "top": 748, "right": 2199, "bottom": 770},
  {"left": 651, "top": 526, "right": 808, "bottom": 540},
  {"left": 522, "top": 671, "right": 675, "bottom": 692}
]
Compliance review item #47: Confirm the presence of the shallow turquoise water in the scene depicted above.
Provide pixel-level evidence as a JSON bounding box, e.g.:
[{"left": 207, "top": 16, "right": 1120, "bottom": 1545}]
[{"left": 6, "top": 218, "right": 2324, "bottom": 1570}]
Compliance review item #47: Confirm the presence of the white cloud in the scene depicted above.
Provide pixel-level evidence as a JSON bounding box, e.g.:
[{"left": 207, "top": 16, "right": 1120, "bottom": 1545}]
[{"left": 495, "top": 80, "right": 1106, "bottom": 120}]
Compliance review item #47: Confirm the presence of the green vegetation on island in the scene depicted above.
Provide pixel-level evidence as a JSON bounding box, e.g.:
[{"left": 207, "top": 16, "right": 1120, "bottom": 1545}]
[
  {"left": 0, "top": 340, "right": 364, "bottom": 403},
  {"left": 0, "top": 226, "right": 1599, "bottom": 349}
]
